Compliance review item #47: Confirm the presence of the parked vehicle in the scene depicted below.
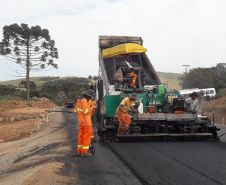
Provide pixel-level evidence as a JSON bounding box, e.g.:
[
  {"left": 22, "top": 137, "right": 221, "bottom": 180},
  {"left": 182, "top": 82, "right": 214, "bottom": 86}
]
[
  {"left": 200, "top": 88, "right": 216, "bottom": 97},
  {"left": 179, "top": 88, "right": 216, "bottom": 102},
  {"left": 65, "top": 99, "right": 75, "bottom": 108}
]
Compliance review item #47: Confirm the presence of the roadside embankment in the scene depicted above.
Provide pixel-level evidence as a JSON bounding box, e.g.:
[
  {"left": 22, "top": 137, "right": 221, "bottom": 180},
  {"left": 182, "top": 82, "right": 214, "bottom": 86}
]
[
  {"left": 198, "top": 96, "right": 226, "bottom": 125},
  {"left": 0, "top": 100, "right": 56, "bottom": 143}
]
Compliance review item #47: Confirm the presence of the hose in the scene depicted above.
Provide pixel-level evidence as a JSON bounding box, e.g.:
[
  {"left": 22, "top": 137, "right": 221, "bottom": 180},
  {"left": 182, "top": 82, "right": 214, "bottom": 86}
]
[{"left": 218, "top": 132, "right": 226, "bottom": 138}]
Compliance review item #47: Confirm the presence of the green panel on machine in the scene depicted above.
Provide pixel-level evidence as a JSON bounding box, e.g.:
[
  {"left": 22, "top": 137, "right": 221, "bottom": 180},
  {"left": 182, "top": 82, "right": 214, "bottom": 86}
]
[
  {"left": 157, "top": 85, "right": 165, "bottom": 94},
  {"left": 102, "top": 95, "right": 119, "bottom": 117},
  {"left": 117, "top": 89, "right": 181, "bottom": 113}
]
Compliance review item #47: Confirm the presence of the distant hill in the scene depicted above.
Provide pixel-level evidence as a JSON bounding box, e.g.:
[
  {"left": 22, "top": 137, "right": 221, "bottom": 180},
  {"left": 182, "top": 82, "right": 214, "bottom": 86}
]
[
  {"left": 157, "top": 72, "right": 182, "bottom": 90},
  {"left": 0, "top": 76, "right": 89, "bottom": 89},
  {"left": 0, "top": 72, "right": 182, "bottom": 90},
  {"left": 0, "top": 77, "right": 49, "bottom": 88}
]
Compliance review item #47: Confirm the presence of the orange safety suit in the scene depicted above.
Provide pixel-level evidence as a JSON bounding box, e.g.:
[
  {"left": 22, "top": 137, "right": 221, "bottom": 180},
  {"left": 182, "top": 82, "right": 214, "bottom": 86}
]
[
  {"left": 72, "top": 98, "right": 94, "bottom": 154},
  {"left": 126, "top": 73, "right": 137, "bottom": 86},
  {"left": 116, "top": 97, "right": 135, "bottom": 133},
  {"left": 88, "top": 100, "right": 97, "bottom": 141}
]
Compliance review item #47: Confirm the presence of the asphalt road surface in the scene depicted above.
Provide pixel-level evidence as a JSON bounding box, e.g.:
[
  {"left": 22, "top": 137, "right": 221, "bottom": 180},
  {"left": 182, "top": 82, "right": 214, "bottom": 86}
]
[{"left": 1, "top": 109, "right": 226, "bottom": 185}]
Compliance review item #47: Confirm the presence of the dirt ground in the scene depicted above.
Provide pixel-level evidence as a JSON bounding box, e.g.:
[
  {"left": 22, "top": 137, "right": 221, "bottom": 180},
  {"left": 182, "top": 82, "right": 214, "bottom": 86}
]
[
  {"left": 198, "top": 97, "right": 226, "bottom": 125},
  {"left": 7, "top": 108, "right": 48, "bottom": 114},
  {"left": 0, "top": 118, "right": 45, "bottom": 143},
  {"left": 0, "top": 112, "right": 77, "bottom": 185},
  {"left": 0, "top": 100, "right": 55, "bottom": 143}
]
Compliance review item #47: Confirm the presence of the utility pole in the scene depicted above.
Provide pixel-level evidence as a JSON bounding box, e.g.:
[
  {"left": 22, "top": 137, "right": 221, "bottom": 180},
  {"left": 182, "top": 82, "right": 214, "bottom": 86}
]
[{"left": 182, "top": 65, "right": 190, "bottom": 74}]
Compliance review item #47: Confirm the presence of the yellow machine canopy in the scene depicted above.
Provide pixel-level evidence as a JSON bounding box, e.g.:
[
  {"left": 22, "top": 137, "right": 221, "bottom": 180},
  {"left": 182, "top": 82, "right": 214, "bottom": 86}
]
[{"left": 102, "top": 43, "right": 147, "bottom": 58}]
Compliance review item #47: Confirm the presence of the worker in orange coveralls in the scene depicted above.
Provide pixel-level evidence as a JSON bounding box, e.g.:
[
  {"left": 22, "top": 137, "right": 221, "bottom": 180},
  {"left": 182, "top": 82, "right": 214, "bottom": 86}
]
[
  {"left": 124, "top": 55, "right": 139, "bottom": 87},
  {"left": 116, "top": 93, "right": 138, "bottom": 134},
  {"left": 70, "top": 89, "right": 96, "bottom": 157},
  {"left": 88, "top": 97, "right": 97, "bottom": 141}
]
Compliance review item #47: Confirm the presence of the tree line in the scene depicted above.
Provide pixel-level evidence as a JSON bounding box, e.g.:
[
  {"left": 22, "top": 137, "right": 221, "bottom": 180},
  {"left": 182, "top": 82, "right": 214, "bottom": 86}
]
[
  {"left": 30, "top": 81, "right": 89, "bottom": 105},
  {"left": 179, "top": 63, "right": 226, "bottom": 92},
  {"left": 0, "top": 81, "right": 89, "bottom": 105}
]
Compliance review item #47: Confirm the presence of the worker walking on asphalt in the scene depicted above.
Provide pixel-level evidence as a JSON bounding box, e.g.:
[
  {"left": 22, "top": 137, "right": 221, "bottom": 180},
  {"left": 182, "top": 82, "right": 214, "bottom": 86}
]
[
  {"left": 70, "top": 89, "right": 96, "bottom": 157},
  {"left": 124, "top": 55, "right": 139, "bottom": 87},
  {"left": 88, "top": 97, "right": 97, "bottom": 141},
  {"left": 186, "top": 92, "right": 199, "bottom": 113},
  {"left": 116, "top": 93, "right": 138, "bottom": 134}
]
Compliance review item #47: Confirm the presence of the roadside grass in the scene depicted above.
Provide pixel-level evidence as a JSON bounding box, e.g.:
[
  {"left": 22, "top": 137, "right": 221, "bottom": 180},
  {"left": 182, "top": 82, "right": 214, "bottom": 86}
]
[
  {"left": 0, "top": 95, "right": 23, "bottom": 104},
  {"left": 0, "top": 99, "right": 14, "bottom": 104}
]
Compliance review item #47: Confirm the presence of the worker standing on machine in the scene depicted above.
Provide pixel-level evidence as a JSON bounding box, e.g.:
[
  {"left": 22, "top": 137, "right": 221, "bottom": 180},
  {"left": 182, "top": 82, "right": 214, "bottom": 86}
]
[
  {"left": 116, "top": 93, "right": 138, "bottom": 134},
  {"left": 70, "top": 89, "right": 96, "bottom": 157},
  {"left": 186, "top": 92, "right": 199, "bottom": 113},
  {"left": 124, "top": 55, "right": 139, "bottom": 87}
]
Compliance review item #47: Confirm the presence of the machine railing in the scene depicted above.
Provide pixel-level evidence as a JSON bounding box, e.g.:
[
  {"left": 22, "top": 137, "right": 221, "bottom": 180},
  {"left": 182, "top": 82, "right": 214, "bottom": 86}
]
[{"left": 202, "top": 110, "right": 215, "bottom": 125}]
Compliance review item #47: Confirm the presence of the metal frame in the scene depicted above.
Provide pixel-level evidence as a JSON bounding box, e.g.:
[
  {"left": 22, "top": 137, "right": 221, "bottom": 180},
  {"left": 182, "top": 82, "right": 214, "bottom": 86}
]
[{"left": 202, "top": 110, "right": 215, "bottom": 125}]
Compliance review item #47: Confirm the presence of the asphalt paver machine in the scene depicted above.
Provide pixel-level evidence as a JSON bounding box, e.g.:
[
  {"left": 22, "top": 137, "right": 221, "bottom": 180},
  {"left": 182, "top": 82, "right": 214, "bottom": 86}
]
[{"left": 95, "top": 36, "right": 219, "bottom": 142}]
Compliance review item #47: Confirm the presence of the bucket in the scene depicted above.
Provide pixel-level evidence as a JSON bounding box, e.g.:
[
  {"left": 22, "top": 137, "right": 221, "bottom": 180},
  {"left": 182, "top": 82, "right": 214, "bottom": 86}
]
[{"left": 148, "top": 105, "right": 156, "bottom": 113}]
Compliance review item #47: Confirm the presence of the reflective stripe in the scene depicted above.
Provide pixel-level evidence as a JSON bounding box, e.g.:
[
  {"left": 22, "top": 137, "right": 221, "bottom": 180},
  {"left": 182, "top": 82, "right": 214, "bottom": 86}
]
[
  {"left": 125, "top": 124, "right": 130, "bottom": 127},
  {"left": 77, "top": 108, "right": 83, "bottom": 112},
  {"left": 121, "top": 102, "right": 125, "bottom": 105},
  {"left": 123, "top": 106, "right": 130, "bottom": 110},
  {"left": 84, "top": 109, "right": 89, "bottom": 114},
  {"left": 119, "top": 126, "right": 125, "bottom": 128},
  {"left": 83, "top": 146, "right": 89, "bottom": 149},
  {"left": 133, "top": 80, "right": 136, "bottom": 82},
  {"left": 91, "top": 136, "right": 94, "bottom": 138},
  {"left": 78, "top": 145, "right": 83, "bottom": 148}
]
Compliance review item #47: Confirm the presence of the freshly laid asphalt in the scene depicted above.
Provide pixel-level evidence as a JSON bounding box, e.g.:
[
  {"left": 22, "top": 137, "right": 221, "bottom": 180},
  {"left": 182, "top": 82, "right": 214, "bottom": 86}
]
[{"left": 66, "top": 110, "right": 226, "bottom": 185}]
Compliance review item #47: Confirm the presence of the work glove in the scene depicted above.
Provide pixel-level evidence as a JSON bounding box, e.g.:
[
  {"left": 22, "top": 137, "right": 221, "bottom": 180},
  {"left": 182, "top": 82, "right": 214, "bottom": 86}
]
[{"left": 70, "top": 110, "right": 76, "bottom": 113}]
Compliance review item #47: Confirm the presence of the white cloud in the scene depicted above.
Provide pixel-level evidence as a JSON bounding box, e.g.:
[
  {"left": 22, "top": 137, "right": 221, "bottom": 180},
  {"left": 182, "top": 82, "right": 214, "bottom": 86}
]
[{"left": 0, "top": 0, "right": 226, "bottom": 81}]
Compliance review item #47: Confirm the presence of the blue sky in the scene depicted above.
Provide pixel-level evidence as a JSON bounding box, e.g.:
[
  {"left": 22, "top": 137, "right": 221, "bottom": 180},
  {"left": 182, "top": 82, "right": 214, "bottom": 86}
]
[{"left": 0, "top": 0, "right": 226, "bottom": 81}]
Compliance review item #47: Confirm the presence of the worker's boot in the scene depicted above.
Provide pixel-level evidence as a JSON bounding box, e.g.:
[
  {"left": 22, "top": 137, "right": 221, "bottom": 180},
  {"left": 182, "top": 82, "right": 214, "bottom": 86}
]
[
  {"left": 81, "top": 153, "right": 93, "bottom": 157},
  {"left": 77, "top": 152, "right": 81, "bottom": 156}
]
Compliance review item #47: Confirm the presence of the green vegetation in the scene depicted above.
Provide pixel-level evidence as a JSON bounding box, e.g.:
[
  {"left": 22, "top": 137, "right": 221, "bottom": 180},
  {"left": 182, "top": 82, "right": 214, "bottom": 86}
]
[
  {"left": 216, "top": 88, "right": 226, "bottom": 98},
  {"left": 0, "top": 81, "right": 89, "bottom": 105},
  {"left": 0, "top": 86, "right": 26, "bottom": 102},
  {"left": 179, "top": 63, "right": 226, "bottom": 92},
  {"left": 19, "top": 81, "right": 37, "bottom": 90},
  {"left": 0, "top": 98, "right": 17, "bottom": 104},
  {"left": 30, "top": 82, "right": 89, "bottom": 105},
  {"left": 0, "top": 76, "right": 89, "bottom": 89}
]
